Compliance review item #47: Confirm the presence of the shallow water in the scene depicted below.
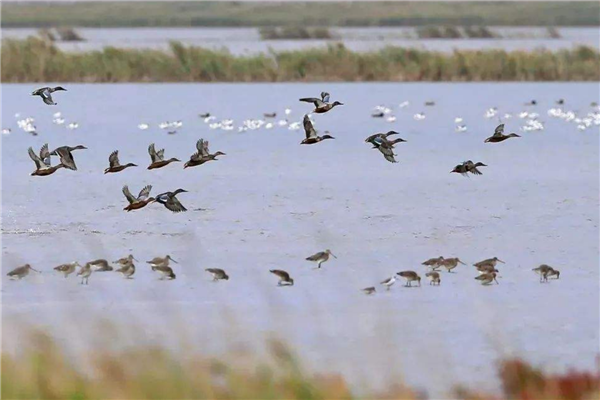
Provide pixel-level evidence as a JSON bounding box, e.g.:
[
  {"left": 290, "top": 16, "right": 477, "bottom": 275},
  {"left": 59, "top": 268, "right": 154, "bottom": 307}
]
[
  {"left": 1, "top": 83, "right": 599, "bottom": 396},
  {"left": 3, "top": 27, "right": 599, "bottom": 54}
]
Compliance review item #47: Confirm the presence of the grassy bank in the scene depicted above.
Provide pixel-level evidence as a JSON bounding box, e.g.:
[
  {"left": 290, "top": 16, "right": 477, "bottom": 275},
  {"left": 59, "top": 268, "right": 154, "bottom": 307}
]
[
  {"left": 2, "top": 1, "right": 599, "bottom": 28},
  {"left": 2, "top": 38, "right": 600, "bottom": 83},
  {"left": 2, "top": 329, "right": 599, "bottom": 399}
]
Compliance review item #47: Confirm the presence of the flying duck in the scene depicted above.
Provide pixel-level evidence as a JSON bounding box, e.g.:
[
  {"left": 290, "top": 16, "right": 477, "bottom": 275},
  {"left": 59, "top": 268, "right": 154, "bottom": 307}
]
[
  {"left": 28, "top": 145, "right": 64, "bottom": 176},
  {"left": 485, "top": 124, "right": 520, "bottom": 143},
  {"left": 147, "top": 143, "right": 180, "bottom": 170},
  {"left": 451, "top": 160, "right": 487, "bottom": 176},
  {"left": 184, "top": 139, "right": 225, "bottom": 168},
  {"left": 299, "top": 92, "right": 343, "bottom": 114},
  {"left": 155, "top": 189, "right": 188, "bottom": 213},
  {"left": 122, "top": 185, "right": 155, "bottom": 212},
  {"left": 371, "top": 136, "right": 402, "bottom": 163},
  {"left": 104, "top": 150, "right": 137, "bottom": 174},
  {"left": 365, "top": 131, "right": 402, "bottom": 145},
  {"left": 301, "top": 115, "right": 334, "bottom": 145},
  {"left": 50, "top": 145, "right": 87, "bottom": 171},
  {"left": 32, "top": 86, "right": 67, "bottom": 105}
]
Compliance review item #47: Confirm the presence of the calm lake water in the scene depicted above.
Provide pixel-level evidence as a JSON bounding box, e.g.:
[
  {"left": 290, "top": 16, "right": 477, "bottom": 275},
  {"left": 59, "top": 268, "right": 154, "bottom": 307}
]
[
  {"left": 2, "top": 27, "right": 599, "bottom": 54},
  {"left": 1, "top": 83, "right": 599, "bottom": 396}
]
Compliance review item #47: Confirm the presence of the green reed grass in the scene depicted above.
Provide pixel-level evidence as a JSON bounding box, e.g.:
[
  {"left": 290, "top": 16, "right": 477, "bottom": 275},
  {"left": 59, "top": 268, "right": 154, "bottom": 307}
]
[{"left": 2, "top": 38, "right": 599, "bottom": 83}]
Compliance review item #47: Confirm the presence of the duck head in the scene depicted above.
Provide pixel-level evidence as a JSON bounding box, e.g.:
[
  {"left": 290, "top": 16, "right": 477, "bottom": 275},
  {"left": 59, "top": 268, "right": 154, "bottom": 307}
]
[
  {"left": 214, "top": 151, "right": 226, "bottom": 157},
  {"left": 53, "top": 86, "right": 67, "bottom": 91},
  {"left": 169, "top": 158, "right": 181, "bottom": 163},
  {"left": 321, "top": 135, "right": 335, "bottom": 140},
  {"left": 474, "top": 162, "right": 487, "bottom": 167},
  {"left": 126, "top": 163, "right": 138, "bottom": 168},
  {"left": 73, "top": 145, "right": 88, "bottom": 150},
  {"left": 332, "top": 101, "right": 343, "bottom": 107},
  {"left": 507, "top": 133, "right": 521, "bottom": 138},
  {"left": 173, "top": 189, "right": 188, "bottom": 195}
]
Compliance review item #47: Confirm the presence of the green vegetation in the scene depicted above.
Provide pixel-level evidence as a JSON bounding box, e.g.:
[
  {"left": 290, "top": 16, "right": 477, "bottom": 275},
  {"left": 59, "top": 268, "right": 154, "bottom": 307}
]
[
  {"left": 259, "top": 27, "right": 335, "bottom": 40},
  {"left": 2, "top": 329, "right": 599, "bottom": 399},
  {"left": 2, "top": 38, "right": 599, "bottom": 83},
  {"left": 2, "top": 1, "right": 599, "bottom": 28}
]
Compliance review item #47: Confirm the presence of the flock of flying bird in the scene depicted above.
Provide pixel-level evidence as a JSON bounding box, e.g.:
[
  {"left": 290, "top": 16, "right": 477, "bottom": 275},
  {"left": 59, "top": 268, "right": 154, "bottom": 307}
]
[{"left": 7, "top": 86, "right": 570, "bottom": 289}]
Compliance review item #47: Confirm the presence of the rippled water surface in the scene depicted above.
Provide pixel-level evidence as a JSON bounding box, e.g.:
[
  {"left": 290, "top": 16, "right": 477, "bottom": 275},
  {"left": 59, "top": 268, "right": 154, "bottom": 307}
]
[{"left": 1, "top": 83, "right": 599, "bottom": 395}]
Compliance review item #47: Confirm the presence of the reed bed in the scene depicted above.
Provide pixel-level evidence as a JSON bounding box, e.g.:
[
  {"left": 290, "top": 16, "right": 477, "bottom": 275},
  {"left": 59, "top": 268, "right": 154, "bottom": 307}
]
[
  {"left": 2, "top": 38, "right": 599, "bottom": 83},
  {"left": 2, "top": 329, "right": 599, "bottom": 399}
]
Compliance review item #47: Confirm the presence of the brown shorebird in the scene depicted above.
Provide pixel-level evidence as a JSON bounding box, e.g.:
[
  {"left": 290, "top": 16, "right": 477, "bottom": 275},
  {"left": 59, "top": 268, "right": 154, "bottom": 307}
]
[
  {"left": 270, "top": 270, "right": 294, "bottom": 286},
  {"left": 441, "top": 257, "right": 466, "bottom": 273},
  {"left": 147, "top": 143, "right": 180, "bottom": 169},
  {"left": 362, "top": 286, "right": 377, "bottom": 295},
  {"left": 306, "top": 249, "right": 336, "bottom": 269},
  {"left": 206, "top": 268, "right": 229, "bottom": 281},
  {"left": 422, "top": 256, "right": 444, "bottom": 270},
  {"left": 396, "top": 271, "right": 421, "bottom": 287},
  {"left": 114, "top": 254, "right": 138, "bottom": 265},
  {"left": 28, "top": 144, "right": 65, "bottom": 176},
  {"left": 299, "top": 92, "right": 343, "bottom": 114},
  {"left": 115, "top": 261, "right": 135, "bottom": 279},
  {"left": 123, "top": 185, "right": 155, "bottom": 212},
  {"left": 484, "top": 124, "right": 520, "bottom": 143},
  {"left": 54, "top": 261, "right": 80, "bottom": 278},
  {"left": 152, "top": 265, "right": 176, "bottom": 280},
  {"left": 474, "top": 257, "right": 504, "bottom": 268},
  {"left": 87, "top": 259, "right": 113, "bottom": 272},
  {"left": 532, "top": 264, "right": 560, "bottom": 282},
  {"left": 104, "top": 150, "right": 137, "bottom": 174},
  {"left": 476, "top": 264, "right": 499, "bottom": 274},
  {"left": 77, "top": 263, "right": 92, "bottom": 285},
  {"left": 7, "top": 264, "right": 40, "bottom": 279},
  {"left": 475, "top": 272, "right": 498, "bottom": 285},
  {"left": 425, "top": 271, "right": 441, "bottom": 286},
  {"left": 301, "top": 115, "right": 335, "bottom": 145},
  {"left": 380, "top": 276, "right": 396, "bottom": 290},
  {"left": 147, "top": 255, "right": 177, "bottom": 267}
]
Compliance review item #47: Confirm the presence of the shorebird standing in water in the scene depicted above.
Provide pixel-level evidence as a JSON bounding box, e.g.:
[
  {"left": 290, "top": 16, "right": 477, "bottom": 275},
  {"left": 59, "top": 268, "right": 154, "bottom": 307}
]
[
  {"left": 397, "top": 271, "right": 421, "bottom": 287},
  {"left": 362, "top": 286, "right": 377, "bottom": 295},
  {"left": 475, "top": 272, "right": 498, "bottom": 285},
  {"left": 122, "top": 185, "right": 155, "bottom": 212},
  {"left": 28, "top": 145, "right": 64, "bottom": 176},
  {"left": 422, "top": 256, "right": 444, "bottom": 270},
  {"left": 147, "top": 143, "right": 180, "bottom": 170},
  {"left": 301, "top": 115, "right": 335, "bottom": 145},
  {"left": 441, "top": 258, "right": 466, "bottom": 273},
  {"left": 77, "top": 263, "right": 92, "bottom": 285},
  {"left": 114, "top": 254, "right": 137, "bottom": 265},
  {"left": 474, "top": 257, "right": 504, "bottom": 268},
  {"left": 184, "top": 139, "right": 226, "bottom": 168},
  {"left": 54, "top": 261, "right": 80, "bottom": 278},
  {"left": 305, "top": 249, "right": 336, "bottom": 269},
  {"left": 380, "top": 276, "right": 396, "bottom": 290},
  {"left": 270, "top": 270, "right": 294, "bottom": 286},
  {"left": 104, "top": 150, "right": 137, "bottom": 174},
  {"left": 115, "top": 261, "right": 135, "bottom": 279},
  {"left": 7, "top": 264, "right": 40, "bottom": 279},
  {"left": 50, "top": 145, "right": 87, "bottom": 171},
  {"left": 155, "top": 189, "right": 188, "bottom": 213},
  {"left": 425, "top": 271, "right": 441, "bottom": 286},
  {"left": 206, "top": 268, "right": 229, "bottom": 281},
  {"left": 32, "top": 86, "right": 67, "bottom": 105},
  {"left": 299, "top": 92, "right": 343, "bottom": 114},
  {"left": 485, "top": 124, "right": 521, "bottom": 143},
  {"left": 532, "top": 264, "right": 560, "bottom": 282}
]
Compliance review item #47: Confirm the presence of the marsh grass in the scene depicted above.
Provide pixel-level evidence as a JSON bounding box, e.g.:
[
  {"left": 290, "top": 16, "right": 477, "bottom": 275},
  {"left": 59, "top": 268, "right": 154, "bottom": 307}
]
[
  {"left": 2, "top": 38, "right": 599, "bottom": 83},
  {"left": 1, "top": 329, "right": 599, "bottom": 400}
]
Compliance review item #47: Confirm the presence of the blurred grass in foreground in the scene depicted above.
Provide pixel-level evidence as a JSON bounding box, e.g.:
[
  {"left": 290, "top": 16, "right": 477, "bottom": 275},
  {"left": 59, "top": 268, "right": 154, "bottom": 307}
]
[
  {"left": 2, "top": 38, "right": 599, "bottom": 83},
  {"left": 2, "top": 329, "right": 599, "bottom": 399}
]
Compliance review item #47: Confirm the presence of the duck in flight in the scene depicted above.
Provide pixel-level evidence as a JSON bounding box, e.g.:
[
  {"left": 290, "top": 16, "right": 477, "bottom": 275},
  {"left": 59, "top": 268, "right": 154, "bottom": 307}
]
[
  {"left": 184, "top": 139, "right": 225, "bottom": 168},
  {"left": 484, "top": 124, "right": 520, "bottom": 143},
  {"left": 32, "top": 86, "right": 67, "bottom": 105},
  {"left": 50, "top": 145, "right": 87, "bottom": 170},
  {"left": 104, "top": 150, "right": 137, "bottom": 174},
  {"left": 301, "top": 114, "right": 335, "bottom": 145},
  {"left": 122, "top": 185, "right": 155, "bottom": 212},
  {"left": 365, "top": 131, "right": 404, "bottom": 146},
  {"left": 147, "top": 143, "right": 180, "bottom": 170},
  {"left": 370, "top": 135, "right": 405, "bottom": 163},
  {"left": 28, "top": 144, "right": 64, "bottom": 176},
  {"left": 451, "top": 160, "right": 487, "bottom": 176},
  {"left": 155, "top": 189, "right": 188, "bottom": 213},
  {"left": 299, "top": 92, "right": 343, "bottom": 114}
]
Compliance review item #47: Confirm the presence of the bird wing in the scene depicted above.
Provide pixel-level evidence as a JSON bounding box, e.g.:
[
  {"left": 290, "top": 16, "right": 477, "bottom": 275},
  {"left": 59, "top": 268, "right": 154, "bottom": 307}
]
[
  {"left": 122, "top": 185, "right": 137, "bottom": 204},
  {"left": 148, "top": 143, "right": 160, "bottom": 163},
  {"left": 164, "top": 196, "right": 187, "bottom": 213},
  {"left": 494, "top": 124, "right": 505, "bottom": 136},
  {"left": 137, "top": 185, "right": 152, "bottom": 201},
  {"left": 383, "top": 153, "right": 397, "bottom": 163},
  {"left": 201, "top": 140, "right": 210, "bottom": 157},
  {"left": 28, "top": 147, "right": 46, "bottom": 170},
  {"left": 189, "top": 151, "right": 202, "bottom": 162},
  {"left": 321, "top": 92, "right": 330, "bottom": 103},
  {"left": 376, "top": 142, "right": 395, "bottom": 157},
  {"left": 55, "top": 147, "right": 77, "bottom": 170},
  {"left": 108, "top": 150, "right": 120, "bottom": 168},
  {"left": 303, "top": 115, "right": 317, "bottom": 139},
  {"left": 306, "top": 251, "right": 325, "bottom": 261},
  {"left": 299, "top": 97, "right": 325, "bottom": 108},
  {"left": 270, "top": 270, "right": 290, "bottom": 280},
  {"left": 39, "top": 143, "right": 51, "bottom": 166}
]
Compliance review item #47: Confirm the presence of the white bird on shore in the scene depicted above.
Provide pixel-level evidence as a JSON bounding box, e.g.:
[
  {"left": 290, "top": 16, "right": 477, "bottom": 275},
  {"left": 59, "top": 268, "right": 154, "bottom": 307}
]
[{"left": 380, "top": 276, "right": 396, "bottom": 290}]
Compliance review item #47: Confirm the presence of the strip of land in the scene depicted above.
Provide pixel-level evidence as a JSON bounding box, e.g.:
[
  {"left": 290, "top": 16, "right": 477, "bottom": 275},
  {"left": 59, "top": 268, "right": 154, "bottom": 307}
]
[{"left": 2, "top": 1, "right": 599, "bottom": 28}]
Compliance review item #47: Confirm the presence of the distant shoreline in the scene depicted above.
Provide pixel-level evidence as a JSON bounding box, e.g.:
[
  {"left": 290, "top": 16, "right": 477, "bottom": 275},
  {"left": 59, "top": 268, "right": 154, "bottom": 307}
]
[{"left": 3, "top": 38, "right": 599, "bottom": 82}]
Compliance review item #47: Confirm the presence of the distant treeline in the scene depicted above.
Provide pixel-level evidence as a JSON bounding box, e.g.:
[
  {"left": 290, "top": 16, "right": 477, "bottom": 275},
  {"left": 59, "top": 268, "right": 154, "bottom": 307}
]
[
  {"left": 2, "top": 38, "right": 599, "bottom": 83},
  {"left": 2, "top": 1, "right": 599, "bottom": 28}
]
